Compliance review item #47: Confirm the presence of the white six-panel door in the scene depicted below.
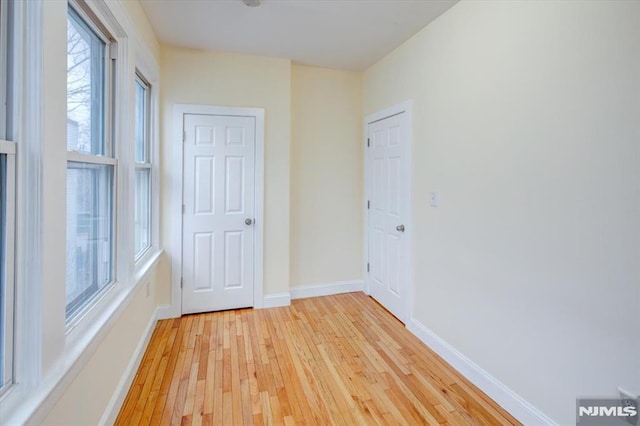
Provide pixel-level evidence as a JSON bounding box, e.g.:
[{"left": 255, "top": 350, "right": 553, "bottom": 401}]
[
  {"left": 182, "top": 113, "right": 256, "bottom": 314},
  {"left": 367, "top": 112, "right": 409, "bottom": 323}
]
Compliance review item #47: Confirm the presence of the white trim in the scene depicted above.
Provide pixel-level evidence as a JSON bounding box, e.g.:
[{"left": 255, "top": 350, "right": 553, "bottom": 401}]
[
  {"left": 253, "top": 107, "right": 265, "bottom": 309},
  {"left": 64, "top": 0, "right": 130, "bottom": 333},
  {"left": 262, "top": 293, "right": 291, "bottom": 309},
  {"left": 2, "top": 252, "right": 162, "bottom": 425},
  {"left": 2, "top": 0, "right": 164, "bottom": 422},
  {"left": 98, "top": 306, "right": 160, "bottom": 426},
  {"left": 132, "top": 250, "right": 162, "bottom": 284},
  {"left": 407, "top": 318, "right": 557, "bottom": 426},
  {"left": 363, "top": 100, "right": 413, "bottom": 323},
  {"left": 78, "top": 0, "right": 126, "bottom": 40},
  {"left": 135, "top": 162, "right": 152, "bottom": 170},
  {"left": 362, "top": 115, "right": 370, "bottom": 295},
  {"left": 290, "top": 280, "right": 363, "bottom": 300},
  {"left": 132, "top": 37, "right": 160, "bottom": 276},
  {"left": 64, "top": 281, "right": 120, "bottom": 335},
  {"left": 0, "top": 139, "right": 16, "bottom": 153},
  {"left": 67, "top": 151, "right": 118, "bottom": 166},
  {"left": 170, "top": 106, "right": 182, "bottom": 318},
  {"left": 1, "top": 0, "right": 43, "bottom": 407},
  {"left": 0, "top": 0, "right": 18, "bottom": 392},
  {"left": 0, "top": 0, "right": 8, "bottom": 140},
  {"left": 171, "top": 104, "right": 265, "bottom": 317},
  {"left": 1, "top": 146, "right": 16, "bottom": 392},
  {"left": 132, "top": 74, "right": 153, "bottom": 263},
  {"left": 155, "top": 304, "right": 175, "bottom": 321}
]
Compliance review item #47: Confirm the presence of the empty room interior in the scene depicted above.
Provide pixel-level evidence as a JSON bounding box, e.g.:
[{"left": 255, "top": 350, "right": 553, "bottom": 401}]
[{"left": 0, "top": 0, "right": 639, "bottom": 425}]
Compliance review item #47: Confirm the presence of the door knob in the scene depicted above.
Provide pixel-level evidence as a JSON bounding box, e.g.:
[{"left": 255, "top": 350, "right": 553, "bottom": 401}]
[
  {"left": 396, "top": 224, "right": 405, "bottom": 232},
  {"left": 245, "top": 218, "right": 253, "bottom": 226}
]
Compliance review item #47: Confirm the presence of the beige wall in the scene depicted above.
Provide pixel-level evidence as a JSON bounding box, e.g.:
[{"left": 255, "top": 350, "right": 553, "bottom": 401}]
[
  {"left": 159, "top": 46, "right": 292, "bottom": 296},
  {"left": 35, "top": 1, "right": 640, "bottom": 425},
  {"left": 290, "top": 64, "right": 363, "bottom": 287},
  {"left": 363, "top": 1, "right": 640, "bottom": 424},
  {"left": 43, "top": 273, "right": 158, "bottom": 426}
]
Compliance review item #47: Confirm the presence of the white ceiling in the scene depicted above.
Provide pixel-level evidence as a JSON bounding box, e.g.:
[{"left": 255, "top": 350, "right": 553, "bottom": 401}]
[{"left": 139, "top": 0, "right": 458, "bottom": 71}]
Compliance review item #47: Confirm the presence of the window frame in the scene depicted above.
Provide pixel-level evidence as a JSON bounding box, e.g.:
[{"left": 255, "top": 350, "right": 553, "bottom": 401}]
[
  {"left": 134, "top": 71, "right": 152, "bottom": 261},
  {"left": 0, "top": 141, "right": 16, "bottom": 396},
  {"left": 0, "top": 0, "right": 14, "bottom": 140},
  {"left": 1, "top": 0, "right": 165, "bottom": 421},
  {"left": 65, "top": 0, "right": 118, "bottom": 327},
  {"left": 0, "top": 0, "right": 9, "bottom": 139},
  {"left": 66, "top": 4, "right": 113, "bottom": 156},
  {"left": 0, "top": 0, "right": 16, "bottom": 397}
]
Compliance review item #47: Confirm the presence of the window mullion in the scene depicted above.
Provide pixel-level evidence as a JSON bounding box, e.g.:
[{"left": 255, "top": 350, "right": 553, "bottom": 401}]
[{"left": 67, "top": 151, "right": 116, "bottom": 166}]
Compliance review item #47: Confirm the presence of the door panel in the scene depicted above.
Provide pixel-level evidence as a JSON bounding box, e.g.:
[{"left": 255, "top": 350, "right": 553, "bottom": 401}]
[
  {"left": 193, "top": 232, "right": 214, "bottom": 291},
  {"left": 182, "top": 113, "right": 255, "bottom": 314},
  {"left": 225, "top": 156, "right": 244, "bottom": 213},
  {"left": 194, "top": 156, "right": 215, "bottom": 214},
  {"left": 367, "top": 113, "right": 408, "bottom": 322},
  {"left": 224, "top": 230, "right": 243, "bottom": 288}
]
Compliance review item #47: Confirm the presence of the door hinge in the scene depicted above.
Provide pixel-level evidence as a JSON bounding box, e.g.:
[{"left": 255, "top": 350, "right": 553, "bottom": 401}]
[
  {"left": 180, "top": 278, "right": 183, "bottom": 288},
  {"left": 182, "top": 204, "right": 185, "bottom": 214},
  {"left": 367, "top": 138, "right": 370, "bottom": 147},
  {"left": 367, "top": 200, "right": 370, "bottom": 209},
  {"left": 183, "top": 131, "right": 186, "bottom": 142},
  {"left": 367, "top": 263, "right": 370, "bottom": 273}
]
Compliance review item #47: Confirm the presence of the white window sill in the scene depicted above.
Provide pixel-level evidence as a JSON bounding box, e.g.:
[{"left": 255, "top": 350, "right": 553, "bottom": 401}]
[{"left": 1, "top": 249, "right": 163, "bottom": 425}]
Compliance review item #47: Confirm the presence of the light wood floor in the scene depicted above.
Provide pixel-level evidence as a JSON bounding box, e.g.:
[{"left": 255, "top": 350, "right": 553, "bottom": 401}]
[{"left": 116, "top": 292, "right": 519, "bottom": 425}]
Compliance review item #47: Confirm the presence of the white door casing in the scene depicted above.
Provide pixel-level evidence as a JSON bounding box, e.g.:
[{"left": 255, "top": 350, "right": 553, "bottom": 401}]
[
  {"left": 365, "top": 103, "right": 412, "bottom": 323},
  {"left": 173, "top": 105, "right": 264, "bottom": 316}
]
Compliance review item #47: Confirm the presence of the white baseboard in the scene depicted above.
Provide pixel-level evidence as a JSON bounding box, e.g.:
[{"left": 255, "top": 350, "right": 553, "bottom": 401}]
[
  {"left": 96, "top": 293, "right": 552, "bottom": 424},
  {"left": 156, "top": 303, "right": 177, "bottom": 320},
  {"left": 98, "top": 307, "right": 161, "bottom": 426},
  {"left": 290, "top": 280, "right": 363, "bottom": 300},
  {"left": 407, "top": 318, "right": 556, "bottom": 425},
  {"left": 262, "top": 292, "right": 291, "bottom": 309}
]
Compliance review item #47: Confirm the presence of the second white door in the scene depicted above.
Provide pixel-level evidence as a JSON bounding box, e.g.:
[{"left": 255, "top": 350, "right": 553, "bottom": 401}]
[
  {"left": 367, "top": 112, "right": 409, "bottom": 323},
  {"left": 182, "top": 113, "right": 256, "bottom": 314}
]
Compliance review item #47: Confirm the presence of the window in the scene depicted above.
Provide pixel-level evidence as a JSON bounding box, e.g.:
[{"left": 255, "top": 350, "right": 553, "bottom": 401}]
[
  {"left": 66, "top": 4, "right": 117, "bottom": 323},
  {"left": 0, "top": 0, "right": 16, "bottom": 394},
  {"left": 134, "top": 74, "right": 151, "bottom": 259},
  {"left": 0, "top": 148, "right": 15, "bottom": 395}
]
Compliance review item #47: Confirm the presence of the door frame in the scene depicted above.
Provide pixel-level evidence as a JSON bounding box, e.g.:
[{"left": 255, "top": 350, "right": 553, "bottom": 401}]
[
  {"left": 363, "top": 100, "right": 413, "bottom": 323},
  {"left": 170, "top": 104, "right": 265, "bottom": 317}
]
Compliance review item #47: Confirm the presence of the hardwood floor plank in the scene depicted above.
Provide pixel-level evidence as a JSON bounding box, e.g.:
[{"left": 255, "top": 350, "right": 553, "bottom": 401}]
[
  {"left": 133, "top": 324, "right": 167, "bottom": 425},
  {"left": 117, "top": 321, "right": 166, "bottom": 424},
  {"left": 148, "top": 319, "right": 184, "bottom": 425},
  {"left": 117, "top": 293, "right": 520, "bottom": 426},
  {"left": 222, "top": 390, "right": 233, "bottom": 425},
  {"left": 191, "top": 379, "right": 205, "bottom": 426},
  {"left": 230, "top": 313, "right": 244, "bottom": 425},
  {"left": 202, "top": 350, "right": 216, "bottom": 416},
  {"left": 158, "top": 337, "right": 186, "bottom": 424}
]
